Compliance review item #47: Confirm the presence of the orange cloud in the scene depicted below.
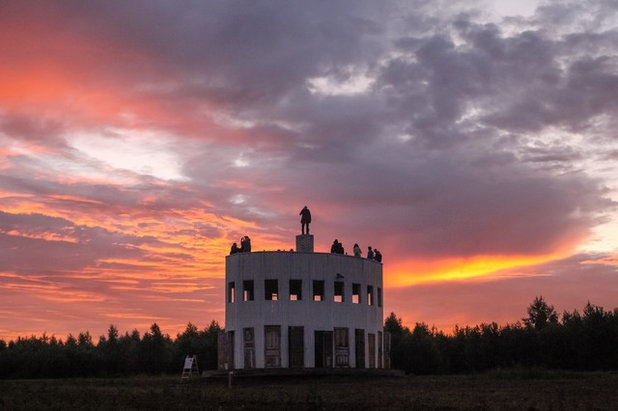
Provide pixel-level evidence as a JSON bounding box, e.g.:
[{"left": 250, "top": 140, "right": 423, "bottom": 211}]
[
  {"left": 581, "top": 254, "right": 618, "bottom": 266},
  {"left": 1, "top": 229, "right": 79, "bottom": 244},
  {"left": 47, "top": 194, "right": 104, "bottom": 205},
  {"left": 1, "top": 7, "right": 223, "bottom": 137},
  {"left": 386, "top": 252, "right": 573, "bottom": 288}
]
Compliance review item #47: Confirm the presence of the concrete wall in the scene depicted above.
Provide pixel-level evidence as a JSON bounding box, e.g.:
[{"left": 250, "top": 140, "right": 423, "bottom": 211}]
[{"left": 224, "top": 251, "right": 384, "bottom": 369}]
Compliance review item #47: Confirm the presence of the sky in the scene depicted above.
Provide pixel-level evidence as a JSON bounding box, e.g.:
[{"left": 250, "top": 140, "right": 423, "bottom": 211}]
[{"left": 1, "top": 0, "right": 617, "bottom": 341}]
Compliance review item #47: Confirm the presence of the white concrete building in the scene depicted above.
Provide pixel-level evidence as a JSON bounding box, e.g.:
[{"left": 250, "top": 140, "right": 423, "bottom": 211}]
[{"left": 219, "top": 234, "right": 387, "bottom": 370}]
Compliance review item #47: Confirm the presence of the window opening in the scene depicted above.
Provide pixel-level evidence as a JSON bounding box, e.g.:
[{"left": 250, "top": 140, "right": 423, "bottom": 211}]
[
  {"left": 243, "top": 280, "right": 254, "bottom": 301},
  {"left": 228, "top": 282, "right": 235, "bottom": 303},
  {"left": 352, "top": 283, "right": 361, "bottom": 304},
  {"left": 334, "top": 281, "right": 344, "bottom": 303},
  {"left": 313, "top": 280, "right": 324, "bottom": 301},
  {"left": 289, "top": 279, "right": 302, "bottom": 301},
  {"left": 265, "top": 279, "right": 278, "bottom": 301}
]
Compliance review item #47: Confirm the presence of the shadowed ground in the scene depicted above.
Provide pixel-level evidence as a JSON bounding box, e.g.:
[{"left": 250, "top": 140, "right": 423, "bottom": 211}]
[{"left": 1, "top": 371, "right": 617, "bottom": 410}]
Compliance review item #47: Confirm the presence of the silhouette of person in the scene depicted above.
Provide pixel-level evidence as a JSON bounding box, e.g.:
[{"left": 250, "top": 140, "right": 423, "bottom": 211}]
[
  {"left": 240, "top": 236, "right": 252, "bottom": 252},
  {"left": 367, "top": 246, "right": 374, "bottom": 260},
  {"left": 331, "top": 239, "right": 339, "bottom": 253},
  {"left": 374, "top": 249, "right": 382, "bottom": 262},
  {"left": 299, "top": 206, "right": 311, "bottom": 234},
  {"left": 353, "top": 243, "right": 362, "bottom": 257},
  {"left": 230, "top": 242, "right": 240, "bottom": 255}
]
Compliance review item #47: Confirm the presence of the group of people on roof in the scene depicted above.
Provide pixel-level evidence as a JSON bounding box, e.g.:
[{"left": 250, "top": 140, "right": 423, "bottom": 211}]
[
  {"left": 330, "top": 239, "right": 345, "bottom": 254},
  {"left": 229, "top": 236, "right": 251, "bottom": 254},
  {"left": 332, "top": 240, "right": 382, "bottom": 262},
  {"left": 229, "top": 206, "right": 383, "bottom": 262}
]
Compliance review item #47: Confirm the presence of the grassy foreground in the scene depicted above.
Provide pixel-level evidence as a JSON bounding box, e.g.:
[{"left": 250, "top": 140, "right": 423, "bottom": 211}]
[{"left": 1, "top": 370, "right": 617, "bottom": 410}]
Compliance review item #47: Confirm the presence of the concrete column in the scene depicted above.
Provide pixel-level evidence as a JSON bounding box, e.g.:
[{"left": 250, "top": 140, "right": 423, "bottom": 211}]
[{"left": 296, "top": 234, "right": 314, "bottom": 252}]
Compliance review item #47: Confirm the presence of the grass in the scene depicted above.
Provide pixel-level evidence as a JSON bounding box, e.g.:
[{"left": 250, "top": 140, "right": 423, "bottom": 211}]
[{"left": 1, "top": 371, "right": 617, "bottom": 410}]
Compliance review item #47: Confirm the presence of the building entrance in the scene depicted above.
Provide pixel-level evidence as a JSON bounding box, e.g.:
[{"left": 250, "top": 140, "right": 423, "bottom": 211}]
[
  {"left": 288, "top": 326, "right": 304, "bottom": 368},
  {"left": 355, "top": 328, "right": 365, "bottom": 368},
  {"left": 314, "top": 330, "right": 333, "bottom": 368},
  {"left": 264, "top": 326, "right": 281, "bottom": 368},
  {"left": 243, "top": 327, "right": 255, "bottom": 369}
]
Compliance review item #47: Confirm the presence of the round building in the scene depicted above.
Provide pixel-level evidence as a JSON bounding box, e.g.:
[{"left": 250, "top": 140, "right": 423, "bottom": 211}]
[{"left": 219, "top": 233, "right": 387, "bottom": 370}]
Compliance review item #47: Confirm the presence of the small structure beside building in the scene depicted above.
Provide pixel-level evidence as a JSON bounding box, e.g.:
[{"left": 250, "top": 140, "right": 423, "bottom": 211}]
[{"left": 218, "top": 216, "right": 388, "bottom": 371}]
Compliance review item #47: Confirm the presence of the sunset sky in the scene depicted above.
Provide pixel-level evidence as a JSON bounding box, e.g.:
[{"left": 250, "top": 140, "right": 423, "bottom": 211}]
[{"left": 1, "top": 0, "right": 617, "bottom": 342}]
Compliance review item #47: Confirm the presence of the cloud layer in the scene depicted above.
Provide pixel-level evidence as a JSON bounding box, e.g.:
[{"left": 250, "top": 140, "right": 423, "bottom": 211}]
[{"left": 1, "top": 0, "right": 617, "bottom": 339}]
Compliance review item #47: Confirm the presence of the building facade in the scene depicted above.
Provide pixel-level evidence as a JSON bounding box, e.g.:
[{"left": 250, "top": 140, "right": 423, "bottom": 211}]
[{"left": 219, "top": 234, "right": 387, "bottom": 370}]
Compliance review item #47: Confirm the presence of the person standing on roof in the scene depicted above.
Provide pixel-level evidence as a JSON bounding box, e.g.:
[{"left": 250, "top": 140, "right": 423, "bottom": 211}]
[
  {"left": 240, "top": 236, "right": 252, "bottom": 252},
  {"left": 374, "top": 249, "right": 382, "bottom": 262},
  {"left": 331, "top": 239, "right": 339, "bottom": 253},
  {"left": 299, "top": 206, "right": 312, "bottom": 235}
]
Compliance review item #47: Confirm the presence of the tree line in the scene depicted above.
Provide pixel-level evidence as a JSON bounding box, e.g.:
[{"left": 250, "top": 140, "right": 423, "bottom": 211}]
[
  {"left": 1, "top": 297, "right": 617, "bottom": 378},
  {"left": 385, "top": 297, "right": 618, "bottom": 374},
  {"left": 0, "top": 321, "right": 221, "bottom": 378}
]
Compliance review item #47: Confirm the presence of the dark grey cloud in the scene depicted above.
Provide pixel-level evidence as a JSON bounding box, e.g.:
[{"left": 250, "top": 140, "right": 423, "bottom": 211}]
[
  {"left": 0, "top": 211, "right": 177, "bottom": 273},
  {"left": 1, "top": 0, "right": 616, "bottom": 262},
  {"left": 273, "top": 152, "right": 611, "bottom": 259},
  {"left": 0, "top": 112, "right": 67, "bottom": 144},
  {"left": 0, "top": 169, "right": 200, "bottom": 215},
  {"left": 45, "top": 0, "right": 387, "bottom": 109}
]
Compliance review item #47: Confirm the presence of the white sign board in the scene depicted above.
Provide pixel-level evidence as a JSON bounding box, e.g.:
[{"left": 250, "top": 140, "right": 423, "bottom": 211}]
[{"left": 181, "top": 354, "right": 199, "bottom": 380}]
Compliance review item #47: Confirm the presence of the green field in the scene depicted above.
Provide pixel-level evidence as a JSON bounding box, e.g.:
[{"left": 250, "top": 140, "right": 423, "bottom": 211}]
[{"left": 1, "top": 371, "right": 617, "bottom": 410}]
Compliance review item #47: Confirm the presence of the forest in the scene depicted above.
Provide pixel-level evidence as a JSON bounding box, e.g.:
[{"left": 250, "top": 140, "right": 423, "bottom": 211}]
[
  {"left": 386, "top": 297, "right": 618, "bottom": 374},
  {"left": 0, "top": 321, "right": 221, "bottom": 378},
  {"left": 0, "top": 297, "right": 617, "bottom": 378}
]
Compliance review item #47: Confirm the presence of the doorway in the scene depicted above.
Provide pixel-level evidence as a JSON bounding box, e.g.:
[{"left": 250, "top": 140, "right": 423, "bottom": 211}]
[
  {"left": 355, "top": 329, "right": 365, "bottom": 368},
  {"left": 243, "top": 327, "right": 255, "bottom": 369},
  {"left": 264, "top": 325, "right": 281, "bottom": 368},
  {"left": 368, "top": 333, "right": 375, "bottom": 368},
  {"left": 314, "top": 330, "right": 333, "bottom": 368},
  {"left": 334, "top": 327, "right": 349, "bottom": 367},
  {"left": 288, "top": 326, "right": 304, "bottom": 368}
]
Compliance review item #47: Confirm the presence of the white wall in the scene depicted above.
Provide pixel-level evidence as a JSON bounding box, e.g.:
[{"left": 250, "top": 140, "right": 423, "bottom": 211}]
[{"left": 224, "top": 251, "right": 384, "bottom": 369}]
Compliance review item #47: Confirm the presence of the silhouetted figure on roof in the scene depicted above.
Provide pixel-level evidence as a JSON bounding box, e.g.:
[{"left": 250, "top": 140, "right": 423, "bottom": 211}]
[
  {"left": 241, "top": 236, "right": 251, "bottom": 252},
  {"left": 331, "top": 239, "right": 344, "bottom": 254},
  {"left": 331, "top": 239, "right": 339, "bottom": 253},
  {"left": 367, "top": 246, "right": 374, "bottom": 260},
  {"left": 230, "top": 242, "right": 240, "bottom": 255},
  {"left": 353, "top": 243, "right": 362, "bottom": 257},
  {"left": 374, "top": 249, "right": 382, "bottom": 262},
  {"left": 299, "top": 206, "right": 311, "bottom": 235}
]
